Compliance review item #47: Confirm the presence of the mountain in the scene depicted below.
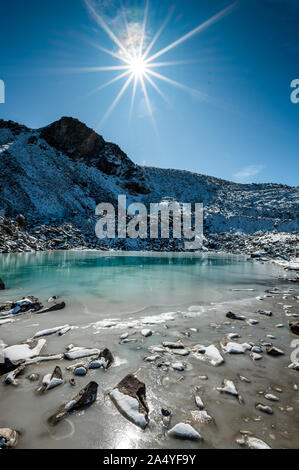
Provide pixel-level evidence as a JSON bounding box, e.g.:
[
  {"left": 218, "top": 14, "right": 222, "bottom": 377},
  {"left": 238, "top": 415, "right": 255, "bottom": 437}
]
[{"left": 0, "top": 117, "right": 298, "bottom": 256}]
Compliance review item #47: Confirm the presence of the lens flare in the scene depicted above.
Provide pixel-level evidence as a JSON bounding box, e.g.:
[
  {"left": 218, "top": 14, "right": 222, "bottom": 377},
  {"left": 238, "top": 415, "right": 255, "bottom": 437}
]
[{"left": 81, "top": 0, "right": 238, "bottom": 128}]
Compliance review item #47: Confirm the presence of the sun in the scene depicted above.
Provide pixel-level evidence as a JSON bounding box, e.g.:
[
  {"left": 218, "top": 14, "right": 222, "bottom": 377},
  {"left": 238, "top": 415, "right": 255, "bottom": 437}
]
[
  {"left": 129, "top": 56, "right": 147, "bottom": 78},
  {"left": 81, "top": 0, "right": 238, "bottom": 128}
]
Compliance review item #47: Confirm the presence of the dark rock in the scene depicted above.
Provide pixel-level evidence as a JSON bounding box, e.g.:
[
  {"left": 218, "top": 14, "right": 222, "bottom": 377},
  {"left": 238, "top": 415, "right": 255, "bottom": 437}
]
[
  {"left": 16, "top": 214, "right": 26, "bottom": 227},
  {"left": 290, "top": 321, "right": 299, "bottom": 336},
  {"left": 35, "top": 301, "right": 65, "bottom": 314},
  {"left": 40, "top": 117, "right": 105, "bottom": 161},
  {"left": 0, "top": 278, "right": 5, "bottom": 290},
  {"left": 226, "top": 311, "right": 245, "bottom": 321},
  {"left": 266, "top": 346, "right": 285, "bottom": 356},
  {"left": 110, "top": 374, "right": 149, "bottom": 429},
  {"left": 48, "top": 381, "right": 98, "bottom": 425},
  {"left": 99, "top": 348, "right": 114, "bottom": 369},
  {"left": 0, "top": 358, "right": 23, "bottom": 377}
]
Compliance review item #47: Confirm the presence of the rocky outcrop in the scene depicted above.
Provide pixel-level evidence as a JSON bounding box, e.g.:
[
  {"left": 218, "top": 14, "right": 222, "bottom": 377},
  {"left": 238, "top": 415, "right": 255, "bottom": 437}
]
[
  {"left": 48, "top": 381, "right": 98, "bottom": 425},
  {"left": 0, "top": 278, "right": 5, "bottom": 290},
  {"left": 110, "top": 374, "right": 149, "bottom": 429}
]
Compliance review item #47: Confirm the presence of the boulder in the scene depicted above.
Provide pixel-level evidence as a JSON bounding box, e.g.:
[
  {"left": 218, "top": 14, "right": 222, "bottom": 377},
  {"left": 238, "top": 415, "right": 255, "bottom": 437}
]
[
  {"left": 37, "top": 366, "right": 63, "bottom": 392},
  {"left": 35, "top": 302, "right": 66, "bottom": 314},
  {"left": 0, "top": 428, "right": 19, "bottom": 449},
  {"left": 289, "top": 321, "right": 299, "bottom": 336},
  {"left": 4, "top": 364, "right": 26, "bottom": 386},
  {"left": 266, "top": 346, "right": 285, "bottom": 356},
  {"left": 226, "top": 312, "right": 245, "bottom": 321},
  {"left": 16, "top": 214, "right": 26, "bottom": 227},
  {"left": 110, "top": 374, "right": 149, "bottom": 429},
  {"left": 0, "top": 278, "right": 5, "bottom": 290},
  {"left": 48, "top": 381, "right": 98, "bottom": 425}
]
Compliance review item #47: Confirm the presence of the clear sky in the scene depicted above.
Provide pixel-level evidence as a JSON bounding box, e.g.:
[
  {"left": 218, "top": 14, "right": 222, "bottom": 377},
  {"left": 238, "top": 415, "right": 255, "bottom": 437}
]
[{"left": 0, "top": 0, "right": 298, "bottom": 186}]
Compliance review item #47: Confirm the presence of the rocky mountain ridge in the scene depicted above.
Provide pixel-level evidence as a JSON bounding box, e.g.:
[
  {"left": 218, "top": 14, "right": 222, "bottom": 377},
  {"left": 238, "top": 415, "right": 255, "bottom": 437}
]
[{"left": 0, "top": 117, "right": 298, "bottom": 255}]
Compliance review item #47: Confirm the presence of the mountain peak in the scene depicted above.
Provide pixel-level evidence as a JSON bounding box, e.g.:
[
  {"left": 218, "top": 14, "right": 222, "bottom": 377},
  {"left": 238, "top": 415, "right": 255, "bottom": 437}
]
[{"left": 40, "top": 116, "right": 105, "bottom": 160}]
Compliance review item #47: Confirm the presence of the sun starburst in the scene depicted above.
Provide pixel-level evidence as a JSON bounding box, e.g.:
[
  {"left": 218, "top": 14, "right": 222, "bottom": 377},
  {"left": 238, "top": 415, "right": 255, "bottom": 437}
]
[{"left": 82, "top": 0, "right": 238, "bottom": 129}]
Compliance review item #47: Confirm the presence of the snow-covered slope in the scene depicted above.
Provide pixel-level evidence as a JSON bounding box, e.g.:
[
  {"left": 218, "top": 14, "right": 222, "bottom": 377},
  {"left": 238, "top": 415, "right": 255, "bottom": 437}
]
[{"left": 0, "top": 117, "right": 298, "bottom": 254}]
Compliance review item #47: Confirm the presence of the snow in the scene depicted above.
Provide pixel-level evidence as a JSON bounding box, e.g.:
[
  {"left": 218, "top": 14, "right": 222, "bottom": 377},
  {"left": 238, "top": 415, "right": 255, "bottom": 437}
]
[
  {"left": 64, "top": 347, "right": 101, "bottom": 360},
  {"left": 110, "top": 389, "right": 148, "bottom": 429},
  {"left": 168, "top": 423, "right": 201, "bottom": 440},
  {"left": 193, "top": 344, "right": 224, "bottom": 366},
  {"left": 33, "top": 324, "right": 69, "bottom": 338},
  {"left": 4, "top": 339, "right": 46, "bottom": 362},
  {"left": 1, "top": 119, "right": 298, "bottom": 254}
]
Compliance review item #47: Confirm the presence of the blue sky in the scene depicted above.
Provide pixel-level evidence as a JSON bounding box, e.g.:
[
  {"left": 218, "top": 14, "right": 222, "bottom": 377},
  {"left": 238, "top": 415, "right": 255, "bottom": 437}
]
[{"left": 0, "top": 0, "right": 298, "bottom": 186}]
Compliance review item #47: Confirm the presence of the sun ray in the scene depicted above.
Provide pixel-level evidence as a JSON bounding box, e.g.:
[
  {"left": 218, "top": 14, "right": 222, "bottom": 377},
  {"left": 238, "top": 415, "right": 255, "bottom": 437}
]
[
  {"left": 142, "top": 6, "right": 174, "bottom": 60},
  {"left": 144, "top": 72, "right": 168, "bottom": 103},
  {"left": 85, "top": 70, "right": 132, "bottom": 98},
  {"left": 146, "top": 59, "right": 199, "bottom": 68},
  {"left": 100, "top": 74, "right": 134, "bottom": 126},
  {"left": 140, "top": 75, "right": 157, "bottom": 134},
  {"left": 56, "top": 65, "right": 130, "bottom": 74},
  {"left": 146, "top": 68, "right": 208, "bottom": 100},
  {"left": 84, "top": 0, "right": 131, "bottom": 60},
  {"left": 129, "top": 75, "right": 138, "bottom": 122},
  {"left": 139, "top": 0, "right": 149, "bottom": 57},
  {"left": 145, "top": 1, "right": 238, "bottom": 64}
]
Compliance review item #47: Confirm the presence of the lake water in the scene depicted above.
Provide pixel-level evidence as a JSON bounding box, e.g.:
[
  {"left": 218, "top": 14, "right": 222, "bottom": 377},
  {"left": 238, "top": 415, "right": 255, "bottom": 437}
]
[{"left": 0, "top": 251, "right": 298, "bottom": 449}]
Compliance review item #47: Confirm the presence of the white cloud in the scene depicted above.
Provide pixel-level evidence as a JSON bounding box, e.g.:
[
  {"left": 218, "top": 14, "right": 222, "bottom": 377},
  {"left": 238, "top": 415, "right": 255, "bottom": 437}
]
[{"left": 233, "top": 165, "right": 265, "bottom": 182}]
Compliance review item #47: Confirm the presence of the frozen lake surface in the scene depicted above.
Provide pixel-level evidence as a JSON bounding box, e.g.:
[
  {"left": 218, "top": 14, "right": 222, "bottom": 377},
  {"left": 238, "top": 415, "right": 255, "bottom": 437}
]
[{"left": 0, "top": 251, "right": 298, "bottom": 449}]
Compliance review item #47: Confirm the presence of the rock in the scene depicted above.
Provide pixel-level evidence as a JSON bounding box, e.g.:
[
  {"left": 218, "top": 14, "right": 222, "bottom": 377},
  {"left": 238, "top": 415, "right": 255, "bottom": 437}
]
[
  {"left": 0, "top": 278, "right": 5, "bottom": 290},
  {"left": 168, "top": 423, "right": 202, "bottom": 441},
  {"left": 48, "top": 296, "right": 58, "bottom": 303},
  {"left": 4, "top": 364, "right": 26, "bottom": 386},
  {"left": 16, "top": 214, "right": 26, "bottom": 227},
  {"left": 257, "top": 310, "right": 272, "bottom": 316},
  {"left": 163, "top": 341, "right": 185, "bottom": 349},
  {"left": 58, "top": 326, "right": 72, "bottom": 336},
  {"left": 0, "top": 428, "right": 19, "bottom": 449},
  {"left": 239, "top": 375, "right": 251, "bottom": 383},
  {"left": 220, "top": 339, "right": 251, "bottom": 354},
  {"left": 35, "top": 302, "right": 66, "bottom": 314},
  {"left": 69, "top": 378, "right": 76, "bottom": 386},
  {"left": 27, "top": 373, "right": 40, "bottom": 382},
  {"left": 141, "top": 329, "right": 152, "bottom": 337},
  {"left": 264, "top": 393, "right": 279, "bottom": 402},
  {"left": 74, "top": 366, "right": 87, "bottom": 376},
  {"left": 227, "top": 333, "right": 240, "bottom": 339},
  {"left": 217, "top": 379, "right": 240, "bottom": 398},
  {"left": 172, "top": 348, "right": 190, "bottom": 356},
  {"left": 247, "top": 319, "right": 259, "bottom": 325},
  {"left": 33, "top": 324, "right": 69, "bottom": 338},
  {"left": 289, "top": 321, "right": 299, "bottom": 335},
  {"left": 191, "top": 410, "right": 213, "bottom": 424},
  {"left": 0, "top": 296, "right": 43, "bottom": 316},
  {"left": 237, "top": 434, "right": 271, "bottom": 449},
  {"left": 266, "top": 346, "right": 285, "bottom": 356},
  {"left": 48, "top": 381, "right": 98, "bottom": 425},
  {"left": 250, "top": 352, "right": 263, "bottom": 361},
  {"left": 195, "top": 395, "right": 204, "bottom": 410},
  {"left": 99, "top": 348, "right": 114, "bottom": 369},
  {"left": 171, "top": 362, "right": 185, "bottom": 371},
  {"left": 110, "top": 374, "right": 149, "bottom": 429},
  {"left": 144, "top": 355, "right": 160, "bottom": 362},
  {"left": 288, "top": 362, "right": 299, "bottom": 371},
  {"left": 192, "top": 344, "right": 224, "bottom": 366},
  {"left": 226, "top": 312, "right": 245, "bottom": 321},
  {"left": 255, "top": 403, "right": 273, "bottom": 414},
  {"left": 0, "top": 357, "right": 23, "bottom": 377},
  {"left": 120, "top": 333, "right": 129, "bottom": 340},
  {"left": 251, "top": 345, "right": 263, "bottom": 353},
  {"left": 64, "top": 347, "right": 101, "bottom": 360},
  {"left": 161, "top": 408, "right": 172, "bottom": 428},
  {"left": 4, "top": 339, "right": 46, "bottom": 362},
  {"left": 37, "top": 366, "right": 63, "bottom": 392}
]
